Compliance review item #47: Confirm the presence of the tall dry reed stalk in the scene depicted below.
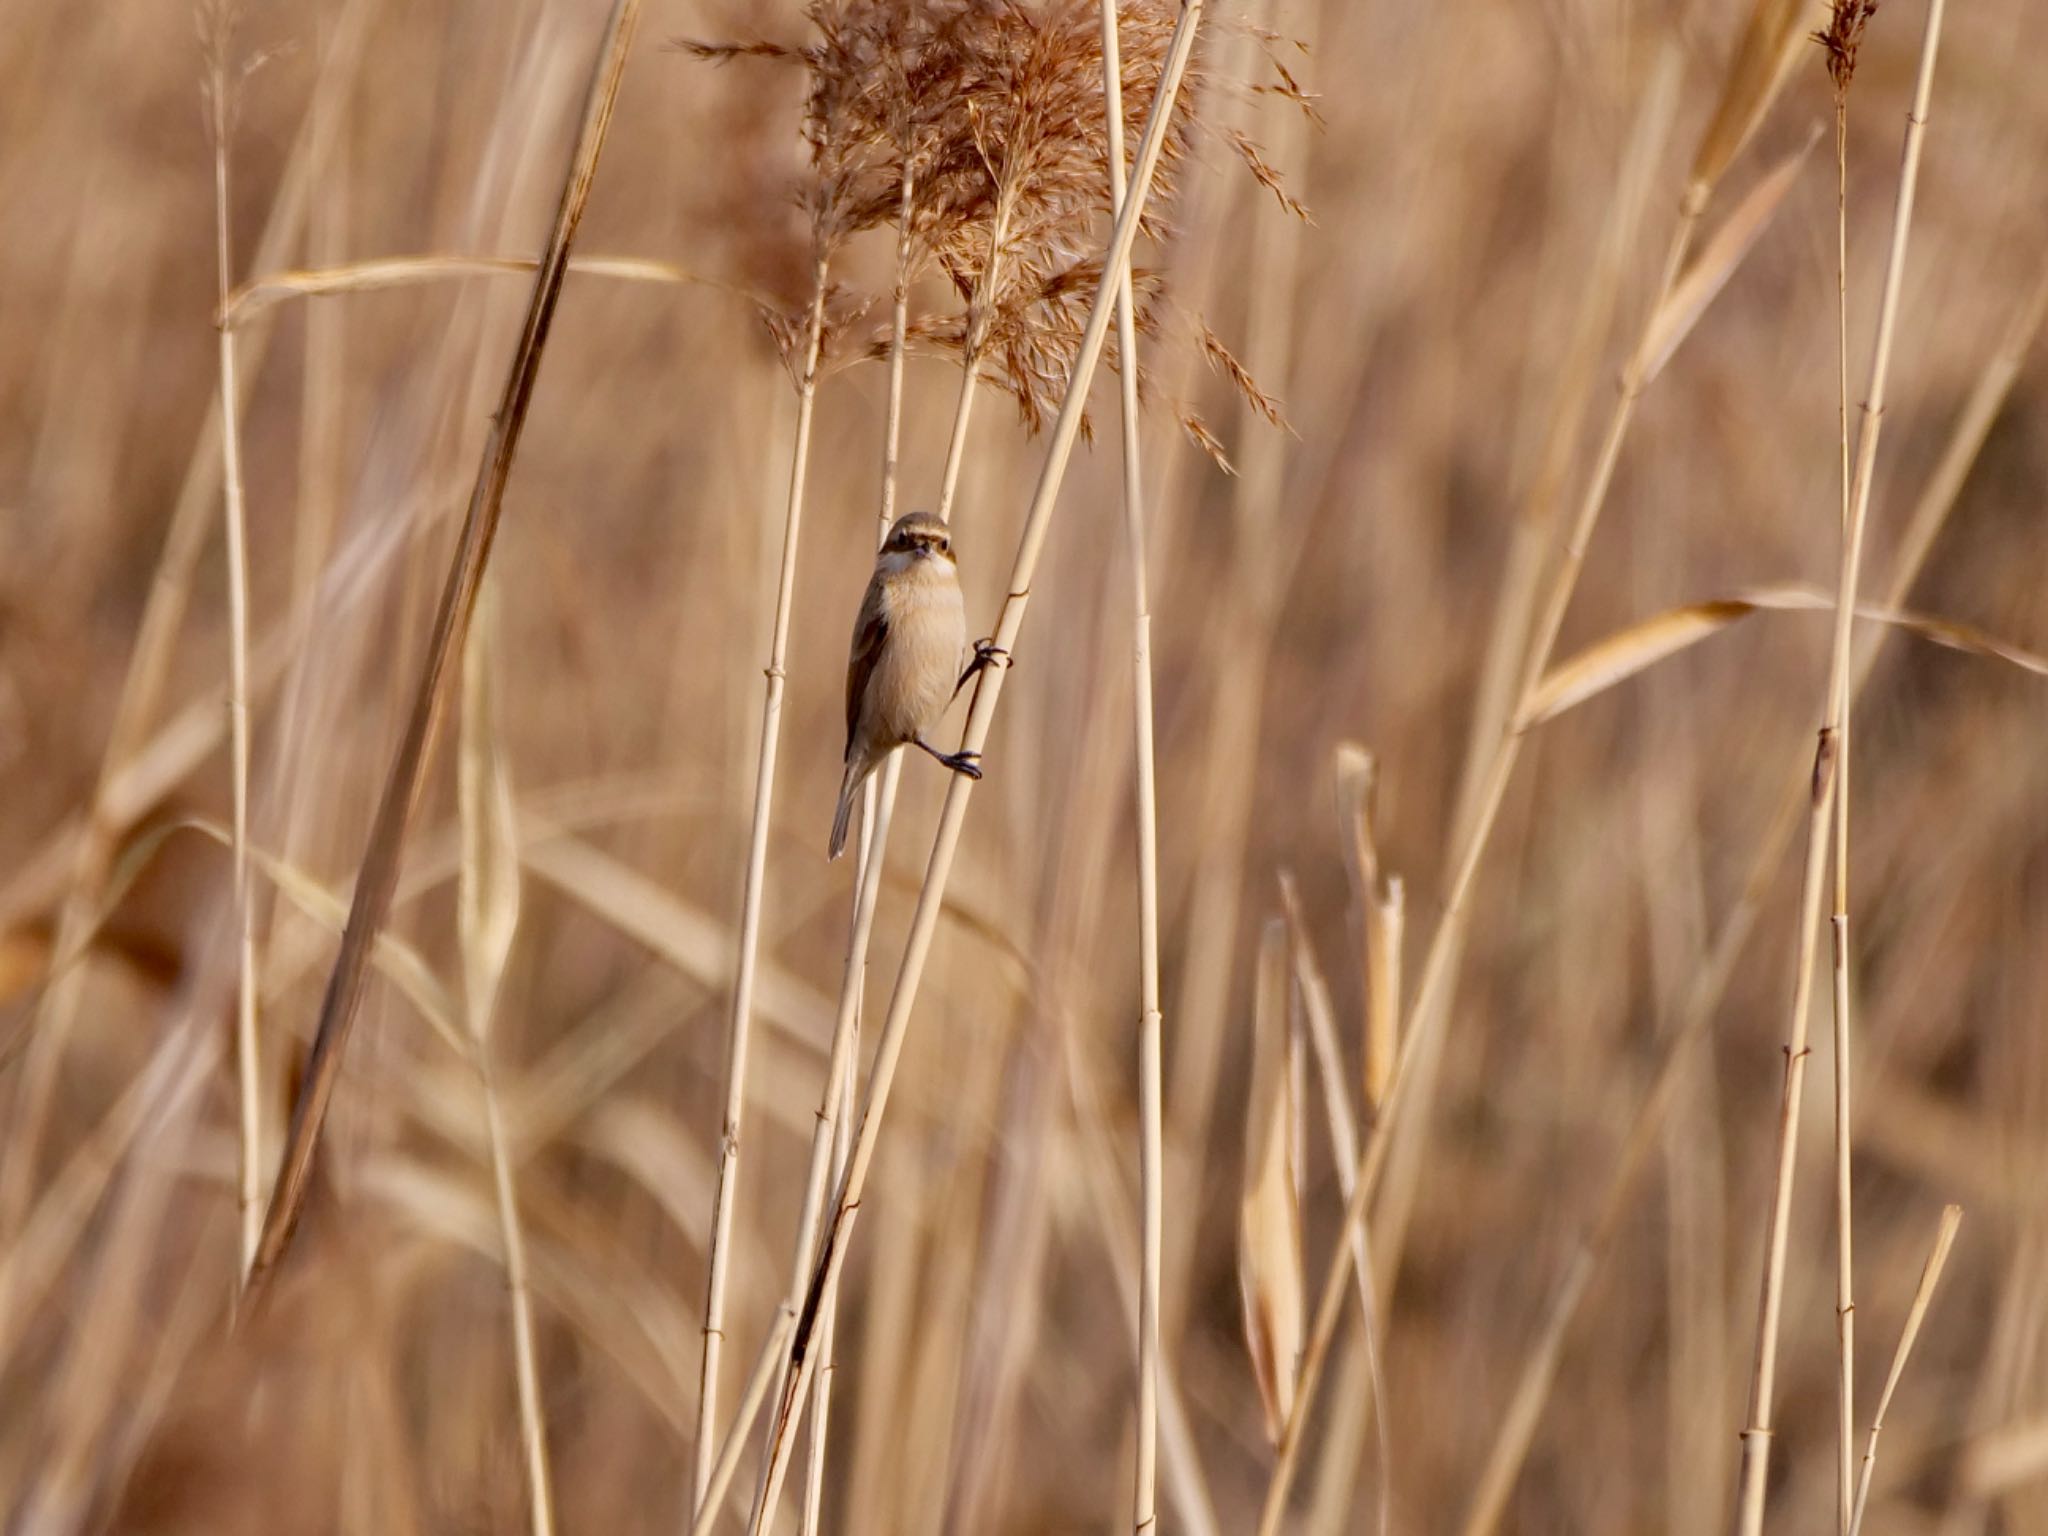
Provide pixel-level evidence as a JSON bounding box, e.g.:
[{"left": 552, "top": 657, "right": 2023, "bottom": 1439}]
[
  {"left": 1733, "top": 6, "right": 1945, "bottom": 1533},
  {"left": 1819, "top": 6, "right": 1879, "bottom": 1529},
  {"left": 1094, "top": 4, "right": 1167, "bottom": 1531},
  {"left": 198, "top": 0, "right": 264, "bottom": 1286}
]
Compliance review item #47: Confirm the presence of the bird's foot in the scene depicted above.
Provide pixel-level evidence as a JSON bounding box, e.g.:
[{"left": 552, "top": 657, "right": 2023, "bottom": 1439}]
[
  {"left": 937, "top": 749, "right": 983, "bottom": 781},
  {"left": 957, "top": 639, "right": 1011, "bottom": 690}
]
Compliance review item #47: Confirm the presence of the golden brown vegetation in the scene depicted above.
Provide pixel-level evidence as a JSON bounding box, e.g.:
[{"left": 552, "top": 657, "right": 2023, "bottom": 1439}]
[{"left": 3, "top": 1, "right": 2047, "bottom": 1533}]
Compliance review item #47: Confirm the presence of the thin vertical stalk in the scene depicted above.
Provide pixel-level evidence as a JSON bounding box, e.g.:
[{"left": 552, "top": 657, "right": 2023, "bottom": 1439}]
[
  {"left": 206, "top": 49, "right": 262, "bottom": 1286},
  {"left": 244, "top": 0, "right": 644, "bottom": 1300},
  {"left": 1096, "top": 4, "right": 1164, "bottom": 1531},
  {"left": 1734, "top": 7, "right": 1944, "bottom": 1532},
  {"left": 1828, "top": 76, "right": 1858, "bottom": 1536},
  {"left": 745, "top": 16, "right": 1204, "bottom": 1529},
  {"left": 481, "top": 1055, "right": 556, "bottom": 1536},
  {"left": 694, "top": 259, "right": 831, "bottom": 1513},
  {"left": 799, "top": 167, "right": 918, "bottom": 1536}
]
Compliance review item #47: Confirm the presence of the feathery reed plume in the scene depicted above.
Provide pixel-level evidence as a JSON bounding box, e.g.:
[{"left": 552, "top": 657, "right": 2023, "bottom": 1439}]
[{"left": 688, "top": 0, "right": 1300, "bottom": 463}]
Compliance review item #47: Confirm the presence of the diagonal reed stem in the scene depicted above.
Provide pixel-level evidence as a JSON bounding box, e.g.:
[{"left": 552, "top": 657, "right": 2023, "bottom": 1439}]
[{"left": 242, "top": 0, "right": 644, "bottom": 1304}]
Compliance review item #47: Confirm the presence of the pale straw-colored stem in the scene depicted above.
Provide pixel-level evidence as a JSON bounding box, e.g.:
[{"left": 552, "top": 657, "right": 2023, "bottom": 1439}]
[
  {"left": 1829, "top": 87, "right": 1857, "bottom": 1536},
  {"left": 743, "top": 15, "right": 1206, "bottom": 1529},
  {"left": 687, "top": 1306, "right": 799, "bottom": 1536},
  {"left": 796, "top": 165, "right": 921, "bottom": 1536},
  {"left": 1734, "top": 8, "right": 1945, "bottom": 1532},
  {"left": 1095, "top": 5, "right": 1165, "bottom": 1531},
  {"left": 744, "top": 694, "right": 900, "bottom": 1536},
  {"left": 1848, "top": 1206, "right": 1962, "bottom": 1536},
  {"left": 693, "top": 259, "right": 831, "bottom": 1514},
  {"left": 1255, "top": 191, "right": 1705, "bottom": 1536},
  {"left": 480, "top": 1053, "right": 556, "bottom": 1536},
  {"left": 207, "top": 67, "right": 263, "bottom": 1289}
]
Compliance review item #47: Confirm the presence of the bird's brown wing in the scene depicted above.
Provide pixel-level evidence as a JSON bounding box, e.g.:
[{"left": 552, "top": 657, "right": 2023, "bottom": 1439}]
[{"left": 844, "top": 581, "right": 889, "bottom": 760}]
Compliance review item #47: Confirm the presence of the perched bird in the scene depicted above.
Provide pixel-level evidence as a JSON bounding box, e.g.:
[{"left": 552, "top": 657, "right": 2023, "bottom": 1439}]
[{"left": 830, "top": 510, "right": 995, "bottom": 860}]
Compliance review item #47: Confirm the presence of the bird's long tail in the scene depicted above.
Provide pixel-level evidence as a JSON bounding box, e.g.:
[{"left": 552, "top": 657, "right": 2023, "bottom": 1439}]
[{"left": 828, "top": 759, "right": 863, "bottom": 861}]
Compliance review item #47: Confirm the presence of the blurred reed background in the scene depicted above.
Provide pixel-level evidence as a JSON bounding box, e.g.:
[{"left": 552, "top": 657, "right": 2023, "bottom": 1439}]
[{"left": 2, "top": 0, "right": 2047, "bottom": 1532}]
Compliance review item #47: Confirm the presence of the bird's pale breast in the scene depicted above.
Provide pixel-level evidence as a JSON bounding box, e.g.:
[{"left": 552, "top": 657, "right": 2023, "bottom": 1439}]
[{"left": 869, "top": 567, "right": 966, "bottom": 745}]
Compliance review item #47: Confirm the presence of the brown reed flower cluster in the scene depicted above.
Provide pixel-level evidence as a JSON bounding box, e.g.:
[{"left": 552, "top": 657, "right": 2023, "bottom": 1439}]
[
  {"left": 684, "top": 0, "right": 1310, "bottom": 460},
  {"left": 1816, "top": 0, "right": 1879, "bottom": 96}
]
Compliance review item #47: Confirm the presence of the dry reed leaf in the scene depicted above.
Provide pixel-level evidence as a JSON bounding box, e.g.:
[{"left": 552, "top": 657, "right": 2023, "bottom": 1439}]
[
  {"left": 1334, "top": 744, "right": 1402, "bottom": 1111},
  {"left": 1687, "top": 0, "right": 1812, "bottom": 200},
  {"left": 218, "top": 253, "right": 745, "bottom": 328},
  {"left": 1521, "top": 585, "right": 2048, "bottom": 729},
  {"left": 518, "top": 828, "right": 835, "bottom": 1043},
  {"left": 1239, "top": 916, "right": 1304, "bottom": 1446},
  {"left": 1640, "top": 133, "right": 1815, "bottom": 384},
  {"left": 458, "top": 587, "right": 521, "bottom": 1038}
]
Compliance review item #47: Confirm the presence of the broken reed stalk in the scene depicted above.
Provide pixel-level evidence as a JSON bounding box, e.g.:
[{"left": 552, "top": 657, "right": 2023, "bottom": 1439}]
[
  {"left": 1254, "top": 170, "right": 1708, "bottom": 1536},
  {"left": 241, "top": 0, "right": 644, "bottom": 1302},
  {"left": 693, "top": 260, "right": 831, "bottom": 1513},
  {"left": 1848, "top": 1205, "right": 1962, "bottom": 1536},
  {"left": 203, "top": 28, "right": 263, "bottom": 1286},
  {"left": 742, "top": 12, "right": 1206, "bottom": 1529},
  {"left": 1734, "top": 7, "right": 1945, "bottom": 1531},
  {"left": 1096, "top": 3, "right": 1166, "bottom": 1531}
]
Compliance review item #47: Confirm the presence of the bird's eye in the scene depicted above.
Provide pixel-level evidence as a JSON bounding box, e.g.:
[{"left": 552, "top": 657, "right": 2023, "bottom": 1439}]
[{"left": 939, "top": 538, "right": 950, "bottom": 555}]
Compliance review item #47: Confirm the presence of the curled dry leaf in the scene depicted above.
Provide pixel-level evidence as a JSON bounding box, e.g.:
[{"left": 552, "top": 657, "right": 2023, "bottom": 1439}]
[
  {"left": 1239, "top": 915, "right": 1304, "bottom": 1446},
  {"left": 1520, "top": 584, "right": 2048, "bottom": 731}
]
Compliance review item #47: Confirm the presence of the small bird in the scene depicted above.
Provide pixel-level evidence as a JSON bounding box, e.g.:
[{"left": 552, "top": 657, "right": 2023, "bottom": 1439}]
[{"left": 829, "top": 510, "right": 995, "bottom": 860}]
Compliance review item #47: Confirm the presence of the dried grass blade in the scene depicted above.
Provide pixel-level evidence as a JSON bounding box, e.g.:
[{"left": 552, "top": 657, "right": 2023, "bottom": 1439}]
[
  {"left": 1522, "top": 586, "right": 2048, "bottom": 730},
  {"left": 220, "top": 253, "right": 750, "bottom": 328},
  {"left": 1688, "top": 0, "right": 1811, "bottom": 200},
  {"left": 1643, "top": 133, "right": 1816, "bottom": 385},
  {"left": 1239, "top": 917, "right": 1304, "bottom": 1445},
  {"left": 459, "top": 588, "right": 522, "bottom": 1039},
  {"left": 245, "top": 0, "right": 644, "bottom": 1301}
]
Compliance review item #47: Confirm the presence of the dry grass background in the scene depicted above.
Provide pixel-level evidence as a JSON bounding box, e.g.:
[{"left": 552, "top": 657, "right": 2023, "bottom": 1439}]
[{"left": 4, "top": 0, "right": 2048, "bottom": 1532}]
